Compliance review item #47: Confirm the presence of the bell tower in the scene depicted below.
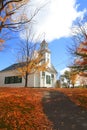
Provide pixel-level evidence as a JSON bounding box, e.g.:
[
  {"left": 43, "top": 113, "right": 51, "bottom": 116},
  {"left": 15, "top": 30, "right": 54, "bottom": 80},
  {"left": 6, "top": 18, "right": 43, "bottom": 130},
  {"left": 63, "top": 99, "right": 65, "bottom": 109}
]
[{"left": 40, "top": 40, "right": 51, "bottom": 67}]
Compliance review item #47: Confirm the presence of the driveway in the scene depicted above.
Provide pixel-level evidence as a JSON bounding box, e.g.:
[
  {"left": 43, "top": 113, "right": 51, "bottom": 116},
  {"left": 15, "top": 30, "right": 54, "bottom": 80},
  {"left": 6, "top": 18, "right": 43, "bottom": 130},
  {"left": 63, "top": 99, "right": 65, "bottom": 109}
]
[{"left": 42, "top": 90, "right": 87, "bottom": 130}]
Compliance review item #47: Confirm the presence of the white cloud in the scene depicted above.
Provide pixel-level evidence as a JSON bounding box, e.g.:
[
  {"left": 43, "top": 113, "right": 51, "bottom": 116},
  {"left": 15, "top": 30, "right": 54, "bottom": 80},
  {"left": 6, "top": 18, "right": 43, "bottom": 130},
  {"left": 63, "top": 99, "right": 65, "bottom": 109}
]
[
  {"left": 20, "top": 0, "right": 87, "bottom": 42},
  {"left": 60, "top": 67, "right": 70, "bottom": 75}
]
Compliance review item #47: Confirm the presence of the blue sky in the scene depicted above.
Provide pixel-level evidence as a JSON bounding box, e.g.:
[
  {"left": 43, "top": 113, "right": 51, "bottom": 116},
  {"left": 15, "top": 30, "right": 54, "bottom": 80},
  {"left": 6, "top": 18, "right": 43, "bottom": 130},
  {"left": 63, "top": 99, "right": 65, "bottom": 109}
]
[{"left": 0, "top": 0, "right": 87, "bottom": 77}]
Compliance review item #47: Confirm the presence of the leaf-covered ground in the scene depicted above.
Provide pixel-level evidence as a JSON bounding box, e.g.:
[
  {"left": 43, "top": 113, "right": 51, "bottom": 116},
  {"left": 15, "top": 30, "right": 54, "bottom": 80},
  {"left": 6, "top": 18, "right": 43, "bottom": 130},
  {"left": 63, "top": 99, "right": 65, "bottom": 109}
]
[
  {"left": 57, "top": 88, "right": 87, "bottom": 110},
  {"left": 0, "top": 87, "right": 52, "bottom": 130},
  {"left": 0, "top": 87, "right": 87, "bottom": 130}
]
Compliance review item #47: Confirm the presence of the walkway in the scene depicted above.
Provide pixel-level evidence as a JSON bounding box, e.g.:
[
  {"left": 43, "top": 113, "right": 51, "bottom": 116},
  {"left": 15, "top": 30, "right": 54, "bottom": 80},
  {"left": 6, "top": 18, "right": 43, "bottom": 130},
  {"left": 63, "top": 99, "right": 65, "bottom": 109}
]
[{"left": 42, "top": 90, "right": 87, "bottom": 130}]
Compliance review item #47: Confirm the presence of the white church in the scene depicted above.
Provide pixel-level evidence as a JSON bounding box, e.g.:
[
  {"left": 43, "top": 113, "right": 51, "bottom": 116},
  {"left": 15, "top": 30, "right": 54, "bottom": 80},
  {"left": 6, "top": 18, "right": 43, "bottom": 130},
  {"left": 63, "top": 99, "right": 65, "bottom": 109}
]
[{"left": 0, "top": 40, "right": 57, "bottom": 87}]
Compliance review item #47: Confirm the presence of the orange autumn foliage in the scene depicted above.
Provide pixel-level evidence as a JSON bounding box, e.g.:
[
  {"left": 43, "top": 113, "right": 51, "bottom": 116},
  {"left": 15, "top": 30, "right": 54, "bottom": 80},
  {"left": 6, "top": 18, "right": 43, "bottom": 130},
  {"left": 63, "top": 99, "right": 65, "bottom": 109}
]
[
  {"left": 72, "top": 35, "right": 87, "bottom": 77},
  {"left": 57, "top": 88, "right": 87, "bottom": 110},
  {"left": 69, "top": 71, "right": 78, "bottom": 87},
  {"left": 17, "top": 54, "right": 48, "bottom": 77},
  {"left": 0, "top": 87, "right": 87, "bottom": 129},
  {"left": 0, "top": 88, "right": 52, "bottom": 129},
  {"left": 0, "top": 38, "right": 4, "bottom": 50},
  {"left": 0, "top": 0, "right": 29, "bottom": 49},
  {"left": 0, "top": 0, "right": 29, "bottom": 31}
]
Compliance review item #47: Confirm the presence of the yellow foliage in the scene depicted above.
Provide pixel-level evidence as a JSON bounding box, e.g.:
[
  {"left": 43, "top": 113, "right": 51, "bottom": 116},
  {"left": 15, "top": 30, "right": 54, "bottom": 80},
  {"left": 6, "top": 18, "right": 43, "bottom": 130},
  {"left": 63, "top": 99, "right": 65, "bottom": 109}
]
[
  {"left": 8, "top": 3, "right": 13, "bottom": 11},
  {"left": 70, "top": 72, "right": 78, "bottom": 85},
  {"left": 0, "top": 39, "right": 4, "bottom": 43},
  {"left": 17, "top": 54, "right": 48, "bottom": 77},
  {"left": 0, "top": 16, "right": 4, "bottom": 22},
  {"left": 0, "top": 0, "right": 29, "bottom": 46}
]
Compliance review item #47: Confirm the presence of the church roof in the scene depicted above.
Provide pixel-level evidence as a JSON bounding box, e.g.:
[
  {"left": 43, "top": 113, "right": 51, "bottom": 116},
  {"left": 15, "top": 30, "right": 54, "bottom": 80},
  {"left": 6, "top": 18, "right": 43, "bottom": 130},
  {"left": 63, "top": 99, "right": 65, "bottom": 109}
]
[
  {"left": 0, "top": 63, "right": 25, "bottom": 72},
  {"left": 47, "top": 65, "right": 57, "bottom": 74},
  {"left": 0, "top": 40, "right": 57, "bottom": 74},
  {"left": 0, "top": 63, "right": 57, "bottom": 74}
]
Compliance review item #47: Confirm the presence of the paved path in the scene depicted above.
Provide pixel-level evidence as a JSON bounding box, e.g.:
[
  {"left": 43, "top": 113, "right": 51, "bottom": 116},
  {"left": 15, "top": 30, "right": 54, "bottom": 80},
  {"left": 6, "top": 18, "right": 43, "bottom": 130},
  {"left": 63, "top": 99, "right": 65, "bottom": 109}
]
[{"left": 42, "top": 90, "right": 87, "bottom": 130}]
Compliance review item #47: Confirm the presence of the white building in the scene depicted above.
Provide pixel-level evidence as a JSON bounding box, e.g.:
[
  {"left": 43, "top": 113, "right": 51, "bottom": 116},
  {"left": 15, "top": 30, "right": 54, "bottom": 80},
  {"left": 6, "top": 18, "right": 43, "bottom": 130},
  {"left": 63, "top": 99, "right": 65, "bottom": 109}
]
[
  {"left": 0, "top": 40, "right": 57, "bottom": 87},
  {"left": 75, "top": 75, "right": 87, "bottom": 87}
]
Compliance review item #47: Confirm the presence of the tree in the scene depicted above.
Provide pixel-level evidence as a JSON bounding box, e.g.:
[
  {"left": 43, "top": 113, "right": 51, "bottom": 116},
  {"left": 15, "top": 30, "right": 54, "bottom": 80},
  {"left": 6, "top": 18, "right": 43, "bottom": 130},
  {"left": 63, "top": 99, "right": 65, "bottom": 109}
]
[
  {"left": 0, "top": 0, "right": 28, "bottom": 49},
  {"left": 69, "top": 18, "right": 87, "bottom": 77},
  {"left": 60, "top": 70, "right": 71, "bottom": 88},
  {"left": 55, "top": 80, "right": 61, "bottom": 88},
  {"left": 0, "top": 0, "right": 44, "bottom": 48},
  {"left": 60, "top": 69, "right": 77, "bottom": 88},
  {"left": 69, "top": 70, "right": 78, "bottom": 87},
  {"left": 0, "top": 0, "right": 31, "bottom": 31},
  {"left": 16, "top": 27, "right": 48, "bottom": 87},
  {"left": 73, "top": 37, "right": 87, "bottom": 76}
]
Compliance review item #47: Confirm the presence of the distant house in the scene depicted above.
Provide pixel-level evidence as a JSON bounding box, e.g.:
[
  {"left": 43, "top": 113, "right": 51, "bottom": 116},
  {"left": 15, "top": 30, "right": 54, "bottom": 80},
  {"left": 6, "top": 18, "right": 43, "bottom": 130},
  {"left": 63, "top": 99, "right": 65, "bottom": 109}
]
[
  {"left": 75, "top": 75, "right": 87, "bottom": 87},
  {"left": 0, "top": 40, "right": 57, "bottom": 87}
]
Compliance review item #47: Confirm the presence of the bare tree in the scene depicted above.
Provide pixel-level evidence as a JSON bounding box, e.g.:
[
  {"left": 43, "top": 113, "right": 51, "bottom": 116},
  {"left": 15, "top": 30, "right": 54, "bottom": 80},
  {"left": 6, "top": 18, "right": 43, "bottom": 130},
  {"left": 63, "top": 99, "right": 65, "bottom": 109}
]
[{"left": 16, "top": 27, "right": 48, "bottom": 87}]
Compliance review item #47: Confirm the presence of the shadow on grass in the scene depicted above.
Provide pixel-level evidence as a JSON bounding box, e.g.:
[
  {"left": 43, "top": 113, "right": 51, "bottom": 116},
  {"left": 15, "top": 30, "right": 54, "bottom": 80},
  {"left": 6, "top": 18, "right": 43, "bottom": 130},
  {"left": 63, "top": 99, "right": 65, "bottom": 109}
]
[{"left": 42, "top": 90, "right": 87, "bottom": 130}]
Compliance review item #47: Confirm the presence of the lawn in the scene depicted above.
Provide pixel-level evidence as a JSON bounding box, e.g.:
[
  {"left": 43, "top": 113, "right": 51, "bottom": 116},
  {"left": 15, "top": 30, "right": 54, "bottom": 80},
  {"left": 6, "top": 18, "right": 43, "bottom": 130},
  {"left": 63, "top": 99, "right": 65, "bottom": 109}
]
[{"left": 0, "top": 87, "right": 87, "bottom": 130}]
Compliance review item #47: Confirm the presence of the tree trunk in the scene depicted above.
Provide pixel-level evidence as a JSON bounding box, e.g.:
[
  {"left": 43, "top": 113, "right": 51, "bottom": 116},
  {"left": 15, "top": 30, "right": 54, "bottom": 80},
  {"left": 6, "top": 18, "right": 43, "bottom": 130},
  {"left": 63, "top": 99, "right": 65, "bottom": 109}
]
[
  {"left": 25, "top": 72, "right": 28, "bottom": 87},
  {"left": 72, "top": 84, "right": 74, "bottom": 88}
]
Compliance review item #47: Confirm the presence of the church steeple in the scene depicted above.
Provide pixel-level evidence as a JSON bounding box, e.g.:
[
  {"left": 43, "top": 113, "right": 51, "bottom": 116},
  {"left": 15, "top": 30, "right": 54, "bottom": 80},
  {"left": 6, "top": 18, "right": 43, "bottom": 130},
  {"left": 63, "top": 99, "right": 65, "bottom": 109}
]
[
  {"left": 40, "top": 40, "right": 51, "bottom": 67},
  {"left": 40, "top": 40, "right": 50, "bottom": 52}
]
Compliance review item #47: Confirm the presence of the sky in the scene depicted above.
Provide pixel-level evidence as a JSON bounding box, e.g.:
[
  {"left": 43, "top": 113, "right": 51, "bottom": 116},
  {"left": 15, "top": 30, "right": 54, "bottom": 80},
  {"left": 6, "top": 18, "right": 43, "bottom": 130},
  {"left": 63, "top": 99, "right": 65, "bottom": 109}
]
[{"left": 0, "top": 0, "right": 87, "bottom": 77}]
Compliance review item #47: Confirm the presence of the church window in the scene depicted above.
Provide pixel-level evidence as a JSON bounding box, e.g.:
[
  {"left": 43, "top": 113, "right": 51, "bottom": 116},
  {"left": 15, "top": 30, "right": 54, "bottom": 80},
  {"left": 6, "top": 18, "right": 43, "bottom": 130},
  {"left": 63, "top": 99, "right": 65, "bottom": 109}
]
[
  {"left": 47, "top": 58, "right": 49, "bottom": 62},
  {"left": 46, "top": 75, "right": 51, "bottom": 84},
  {"left": 5, "top": 76, "right": 22, "bottom": 84},
  {"left": 47, "top": 54, "right": 49, "bottom": 62},
  {"left": 51, "top": 74, "right": 54, "bottom": 78},
  {"left": 42, "top": 72, "right": 45, "bottom": 76}
]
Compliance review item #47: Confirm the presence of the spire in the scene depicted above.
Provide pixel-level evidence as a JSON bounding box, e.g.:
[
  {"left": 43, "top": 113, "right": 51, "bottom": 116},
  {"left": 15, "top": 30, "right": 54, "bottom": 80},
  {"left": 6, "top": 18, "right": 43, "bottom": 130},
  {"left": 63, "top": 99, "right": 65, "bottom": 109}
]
[{"left": 40, "top": 39, "right": 49, "bottom": 51}]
